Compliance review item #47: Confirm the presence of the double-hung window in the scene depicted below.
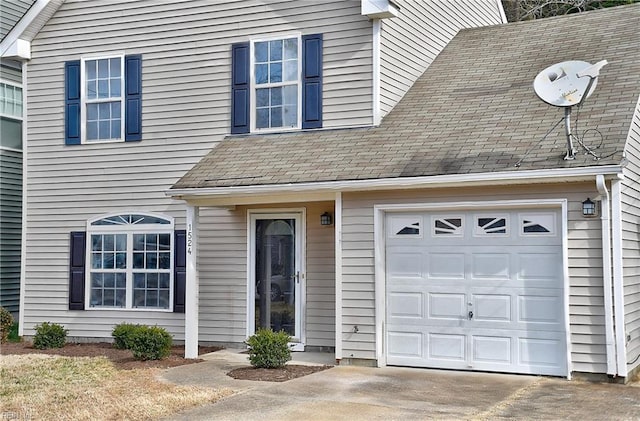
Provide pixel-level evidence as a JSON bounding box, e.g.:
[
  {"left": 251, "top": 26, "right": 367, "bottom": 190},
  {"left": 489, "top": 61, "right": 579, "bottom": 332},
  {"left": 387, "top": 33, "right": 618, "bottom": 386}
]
[
  {"left": 82, "top": 57, "right": 124, "bottom": 141},
  {"left": 65, "top": 54, "right": 142, "bottom": 145},
  {"left": 231, "top": 33, "right": 322, "bottom": 134},
  {"left": 0, "top": 81, "right": 23, "bottom": 150},
  {"left": 251, "top": 36, "right": 301, "bottom": 131},
  {"left": 85, "top": 213, "right": 174, "bottom": 311}
]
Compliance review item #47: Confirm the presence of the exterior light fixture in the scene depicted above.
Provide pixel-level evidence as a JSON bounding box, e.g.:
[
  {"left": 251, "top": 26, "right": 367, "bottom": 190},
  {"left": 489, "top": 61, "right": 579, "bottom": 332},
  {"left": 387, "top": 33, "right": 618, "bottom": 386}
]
[
  {"left": 320, "top": 212, "right": 333, "bottom": 226},
  {"left": 582, "top": 198, "right": 597, "bottom": 217}
]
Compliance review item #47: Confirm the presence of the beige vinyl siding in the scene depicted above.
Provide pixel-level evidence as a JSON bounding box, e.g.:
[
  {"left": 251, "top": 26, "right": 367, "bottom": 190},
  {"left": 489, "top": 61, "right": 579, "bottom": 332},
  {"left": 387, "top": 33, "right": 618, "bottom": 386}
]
[
  {"left": 23, "top": 0, "right": 365, "bottom": 339},
  {"left": 210, "top": 202, "right": 335, "bottom": 347},
  {"left": 304, "top": 202, "right": 336, "bottom": 348},
  {"left": 379, "top": 0, "right": 503, "bottom": 118},
  {"left": 0, "top": 148, "right": 22, "bottom": 314},
  {"left": 0, "top": 0, "right": 34, "bottom": 39},
  {"left": 341, "top": 183, "right": 608, "bottom": 374},
  {"left": 621, "top": 102, "right": 640, "bottom": 373},
  {"left": 197, "top": 207, "right": 247, "bottom": 344},
  {"left": 1, "top": 62, "right": 22, "bottom": 84}
]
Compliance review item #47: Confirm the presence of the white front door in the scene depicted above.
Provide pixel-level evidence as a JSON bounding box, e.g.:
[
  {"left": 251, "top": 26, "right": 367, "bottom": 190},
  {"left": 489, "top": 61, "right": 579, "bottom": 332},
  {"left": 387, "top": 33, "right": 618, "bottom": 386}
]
[
  {"left": 249, "top": 212, "right": 305, "bottom": 350},
  {"left": 385, "top": 209, "right": 567, "bottom": 376}
]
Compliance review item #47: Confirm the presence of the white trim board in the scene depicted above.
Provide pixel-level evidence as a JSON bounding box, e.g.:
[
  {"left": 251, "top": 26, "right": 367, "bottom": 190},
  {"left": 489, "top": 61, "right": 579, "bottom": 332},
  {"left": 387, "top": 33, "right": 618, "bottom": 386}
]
[{"left": 168, "top": 165, "right": 624, "bottom": 202}]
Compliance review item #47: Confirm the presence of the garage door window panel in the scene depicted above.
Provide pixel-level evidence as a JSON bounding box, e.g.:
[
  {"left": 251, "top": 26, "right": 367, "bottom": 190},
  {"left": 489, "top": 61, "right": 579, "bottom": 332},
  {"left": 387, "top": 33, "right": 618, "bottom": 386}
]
[
  {"left": 432, "top": 216, "right": 463, "bottom": 236},
  {"left": 474, "top": 215, "right": 509, "bottom": 236},
  {"left": 519, "top": 213, "right": 556, "bottom": 236},
  {"left": 389, "top": 216, "right": 422, "bottom": 238}
]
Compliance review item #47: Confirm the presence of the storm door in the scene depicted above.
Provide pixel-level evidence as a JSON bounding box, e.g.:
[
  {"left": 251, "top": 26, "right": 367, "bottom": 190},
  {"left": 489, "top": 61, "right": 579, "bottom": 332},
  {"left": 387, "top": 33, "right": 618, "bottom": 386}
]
[{"left": 249, "top": 212, "right": 304, "bottom": 350}]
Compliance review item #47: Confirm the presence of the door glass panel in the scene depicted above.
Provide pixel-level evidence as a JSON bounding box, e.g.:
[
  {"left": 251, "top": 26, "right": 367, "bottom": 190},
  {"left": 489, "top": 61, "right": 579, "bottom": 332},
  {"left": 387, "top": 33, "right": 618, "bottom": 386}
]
[{"left": 255, "top": 219, "right": 296, "bottom": 336}]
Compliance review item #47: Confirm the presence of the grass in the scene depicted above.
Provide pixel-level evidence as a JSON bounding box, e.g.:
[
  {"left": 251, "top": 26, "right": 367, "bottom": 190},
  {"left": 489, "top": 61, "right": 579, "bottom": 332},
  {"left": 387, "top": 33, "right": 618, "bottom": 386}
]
[{"left": 0, "top": 354, "right": 232, "bottom": 421}]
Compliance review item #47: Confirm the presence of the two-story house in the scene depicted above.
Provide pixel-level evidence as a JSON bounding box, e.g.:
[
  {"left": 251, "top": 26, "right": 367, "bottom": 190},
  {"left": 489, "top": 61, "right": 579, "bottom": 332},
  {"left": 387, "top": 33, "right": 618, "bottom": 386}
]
[{"left": 7, "top": 0, "right": 640, "bottom": 382}]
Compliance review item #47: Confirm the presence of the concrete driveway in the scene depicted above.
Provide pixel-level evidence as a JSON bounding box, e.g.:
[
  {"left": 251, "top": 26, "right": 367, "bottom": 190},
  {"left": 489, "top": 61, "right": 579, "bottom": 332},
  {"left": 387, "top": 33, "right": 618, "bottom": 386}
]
[{"left": 161, "top": 350, "right": 640, "bottom": 421}]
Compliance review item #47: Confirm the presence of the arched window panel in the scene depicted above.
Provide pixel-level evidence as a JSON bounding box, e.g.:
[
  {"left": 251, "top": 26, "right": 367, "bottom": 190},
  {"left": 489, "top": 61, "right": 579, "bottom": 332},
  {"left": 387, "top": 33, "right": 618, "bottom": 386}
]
[{"left": 90, "top": 213, "right": 172, "bottom": 227}]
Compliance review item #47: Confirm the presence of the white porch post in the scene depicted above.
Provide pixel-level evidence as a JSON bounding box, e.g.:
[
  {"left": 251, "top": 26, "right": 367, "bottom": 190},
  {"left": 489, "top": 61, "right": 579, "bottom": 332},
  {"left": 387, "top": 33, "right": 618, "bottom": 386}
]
[{"left": 185, "top": 205, "right": 199, "bottom": 359}]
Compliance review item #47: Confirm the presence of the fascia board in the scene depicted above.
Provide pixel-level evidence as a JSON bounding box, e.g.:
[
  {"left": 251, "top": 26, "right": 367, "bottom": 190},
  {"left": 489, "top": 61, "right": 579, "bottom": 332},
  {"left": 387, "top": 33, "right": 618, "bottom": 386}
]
[
  {"left": 166, "top": 165, "right": 624, "bottom": 202},
  {"left": 0, "top": 0, "right": 62, "bottom": 59}
]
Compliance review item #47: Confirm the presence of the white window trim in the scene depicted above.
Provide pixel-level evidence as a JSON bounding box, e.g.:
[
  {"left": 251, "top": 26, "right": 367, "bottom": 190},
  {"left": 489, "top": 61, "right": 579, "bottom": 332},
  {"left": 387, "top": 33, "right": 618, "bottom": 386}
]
[
  {"left": 249, "top": 33, "right": 302, "bottom": 133},
  {"left": 0, "top": 78, "right": 23, "bottom": 152},
  {"left": 85, "top": 212, "right": 174, "bottom": 311},
  {"left": 0, "top": 79, "right": 23, "bottom": 121},
  {"left": 80, "top": 54, "right": 125, "bottom": 144}
]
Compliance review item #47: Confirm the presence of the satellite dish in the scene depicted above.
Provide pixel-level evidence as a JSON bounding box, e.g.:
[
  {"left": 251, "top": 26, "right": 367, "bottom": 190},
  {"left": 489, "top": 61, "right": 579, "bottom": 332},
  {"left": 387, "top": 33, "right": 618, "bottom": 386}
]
[
  {"left": 532, "top": 60, "right": 607, "bottom": 160},
  {"left": 533, "top": 61, "right": 600, "bottom": 107}
]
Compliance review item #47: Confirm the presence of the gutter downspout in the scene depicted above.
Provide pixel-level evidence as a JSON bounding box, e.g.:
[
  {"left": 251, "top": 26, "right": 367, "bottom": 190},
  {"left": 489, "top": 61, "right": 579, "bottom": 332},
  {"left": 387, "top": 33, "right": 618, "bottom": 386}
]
[
  {"left": 596, "top": 174, "right": 617, "bottom": 376},
  {"left": 611, "top": 176, "right": 627, "bottom": 377}
]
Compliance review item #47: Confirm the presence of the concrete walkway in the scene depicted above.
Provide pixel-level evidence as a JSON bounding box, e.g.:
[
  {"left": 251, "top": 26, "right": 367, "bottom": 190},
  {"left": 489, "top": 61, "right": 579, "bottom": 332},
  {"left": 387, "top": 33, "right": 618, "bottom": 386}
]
[{"left": 161, "top": 350, "right": 640, "bottom": 421}]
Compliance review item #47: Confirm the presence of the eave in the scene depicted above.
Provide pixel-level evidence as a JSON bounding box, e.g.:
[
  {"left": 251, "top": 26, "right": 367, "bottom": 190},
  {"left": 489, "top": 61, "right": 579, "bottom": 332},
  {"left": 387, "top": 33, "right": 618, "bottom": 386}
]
[
  {"left": 0, "top": 0, "right": 64, "bottom": 60},
  {"left": 167, "top": 165, "right": 624, "bottom": 206}
]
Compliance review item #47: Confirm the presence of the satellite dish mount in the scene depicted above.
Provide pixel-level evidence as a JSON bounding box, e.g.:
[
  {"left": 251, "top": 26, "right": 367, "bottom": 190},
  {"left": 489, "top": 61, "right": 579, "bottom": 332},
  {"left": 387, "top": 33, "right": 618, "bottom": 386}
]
[{"left": 533, "top": 60, "right": 608, "bottom": 160}]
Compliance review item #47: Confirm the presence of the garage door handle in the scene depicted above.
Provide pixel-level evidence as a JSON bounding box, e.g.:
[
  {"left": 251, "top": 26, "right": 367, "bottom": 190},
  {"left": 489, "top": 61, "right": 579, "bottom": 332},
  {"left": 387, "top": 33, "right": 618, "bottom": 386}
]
[{"left": 468, "top": 311, "right": 474, "bottom": 320}]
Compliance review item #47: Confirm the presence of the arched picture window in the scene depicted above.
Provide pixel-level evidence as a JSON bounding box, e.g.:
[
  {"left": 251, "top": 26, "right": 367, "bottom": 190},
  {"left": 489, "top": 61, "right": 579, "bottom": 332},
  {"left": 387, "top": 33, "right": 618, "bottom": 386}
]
[{"left": 86, "top": 213, "right": 174, "bottom": 310}]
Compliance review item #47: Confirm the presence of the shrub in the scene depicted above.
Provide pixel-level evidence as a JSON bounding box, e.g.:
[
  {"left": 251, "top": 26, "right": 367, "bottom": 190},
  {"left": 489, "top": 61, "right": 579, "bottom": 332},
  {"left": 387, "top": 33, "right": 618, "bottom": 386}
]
[
  {"left": 112, "top": 323, "right": 140, "bottom": 350},
  {"left": 129, "top": 325, "right": 173, "bottom": 361},
  {"left": 33, "top": 322, "right": 68, "bottom": 349},
  {"left": 8, "top": 322, "right": 20, "bottom": 343},
  {"left": 0, "top": 307, "right": 14, "bottom": 343},
  {"left": 246, "top": 328, "right": 292, "bottom": 369}
]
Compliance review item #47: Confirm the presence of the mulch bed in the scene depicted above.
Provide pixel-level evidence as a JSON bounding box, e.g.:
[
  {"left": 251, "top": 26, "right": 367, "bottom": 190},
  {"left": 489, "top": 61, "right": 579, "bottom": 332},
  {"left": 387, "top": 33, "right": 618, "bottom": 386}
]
[
  {"left": 0, "top": 341, "right": 222, "bottom": 370},
  {"left": 2, "top": 341, "right": 334, "bottom": 381},
  {"left": 227, "top": 365, "right": 332, "bottom": 382}
]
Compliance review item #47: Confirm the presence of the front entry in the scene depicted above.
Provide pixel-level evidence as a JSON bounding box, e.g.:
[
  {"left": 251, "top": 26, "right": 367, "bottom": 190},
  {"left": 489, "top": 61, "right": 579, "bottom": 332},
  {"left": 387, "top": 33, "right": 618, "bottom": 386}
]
[{"left": 249, "top": 212, "right": 305, "bottom": 350}]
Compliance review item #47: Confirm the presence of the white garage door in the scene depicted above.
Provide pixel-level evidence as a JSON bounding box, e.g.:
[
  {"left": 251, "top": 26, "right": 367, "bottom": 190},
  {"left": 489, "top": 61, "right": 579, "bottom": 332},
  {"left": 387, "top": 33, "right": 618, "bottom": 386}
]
[{"left": 385, "top": 209, "right": 567, "bottom": 376}]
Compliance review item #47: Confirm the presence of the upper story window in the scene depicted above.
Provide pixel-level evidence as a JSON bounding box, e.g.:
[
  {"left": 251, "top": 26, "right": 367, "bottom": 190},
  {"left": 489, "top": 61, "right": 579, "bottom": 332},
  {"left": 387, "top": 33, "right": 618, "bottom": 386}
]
[
  {"left": 0, "top": 81, "right": 23, "bottom": 151},
  {"left": 65, "top": 55, "right": 142, "bottom": 145},
  {"left": 231, "top": 34, "right": 323, "bottom": 134},
  {"left": 251, "top": 36, "right": 301, "bottom": 131},
  {"left": 82, "top": 57, "right": 124, "bottom": 141}
]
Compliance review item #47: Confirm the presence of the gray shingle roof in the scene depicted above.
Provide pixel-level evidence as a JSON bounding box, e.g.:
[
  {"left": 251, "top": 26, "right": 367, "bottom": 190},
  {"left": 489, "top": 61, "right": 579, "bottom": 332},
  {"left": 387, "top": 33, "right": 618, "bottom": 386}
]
[{"left": 173, "top": 4, "right": 640, "bottom": 190}]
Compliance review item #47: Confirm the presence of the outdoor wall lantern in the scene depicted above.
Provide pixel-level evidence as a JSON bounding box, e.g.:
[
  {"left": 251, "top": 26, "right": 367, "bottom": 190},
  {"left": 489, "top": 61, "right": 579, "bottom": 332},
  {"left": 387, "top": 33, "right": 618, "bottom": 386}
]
[
  {"left": 582, "top": 198, "right": 597, "bottom": 217},
  {"left": 320, "top": 212, "right": 333, "bottom": 226}
]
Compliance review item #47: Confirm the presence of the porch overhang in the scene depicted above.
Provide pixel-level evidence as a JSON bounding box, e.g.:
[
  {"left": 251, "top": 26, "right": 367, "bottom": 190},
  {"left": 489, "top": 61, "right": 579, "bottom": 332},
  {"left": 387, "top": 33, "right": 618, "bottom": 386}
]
[{"left": 167, "top": 165, "right": 624, "bottom": 205}]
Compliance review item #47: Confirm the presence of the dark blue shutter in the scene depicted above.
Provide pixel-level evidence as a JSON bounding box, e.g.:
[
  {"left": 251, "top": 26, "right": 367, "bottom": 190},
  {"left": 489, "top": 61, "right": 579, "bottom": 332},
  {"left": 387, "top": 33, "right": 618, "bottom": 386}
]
[
  {"left": 65, "top": 61, "right": 81, "bottom": 145},
  {"left": 231, "top": 42, "right": 250, "bottom": 134},
  {"left": 69, "top": 231, "right": 86, "bottom": 310},
  {"left": 125, "top": 54, "right": 142, "bottom": 141},
  {"left": 302, "top": 34, "right": 323, "bottom": 129},
  {"left": 174, "top": 230, "right": 186, "bottom": 313}
]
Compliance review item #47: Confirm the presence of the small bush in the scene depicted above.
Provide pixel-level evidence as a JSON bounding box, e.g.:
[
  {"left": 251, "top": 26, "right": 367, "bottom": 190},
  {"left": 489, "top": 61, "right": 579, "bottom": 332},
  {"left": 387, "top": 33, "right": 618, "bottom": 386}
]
[
  {"left": 129, "top": 325, "right": 173, "bottom": 361},
  {"left": 8, "top": 322, "right": 20, "bottom": 342},
  {"left": 33, "top": 322, "right": 68, "bottom": 349},
  {"left": 246, "top": 328, "right": 292, "bottom": 369},
  {"left": 112, "top": 323, "right": 140, "bottom": 350},
  {"left": 0, "top": 307, "right": 14, "bottom": 343}
]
